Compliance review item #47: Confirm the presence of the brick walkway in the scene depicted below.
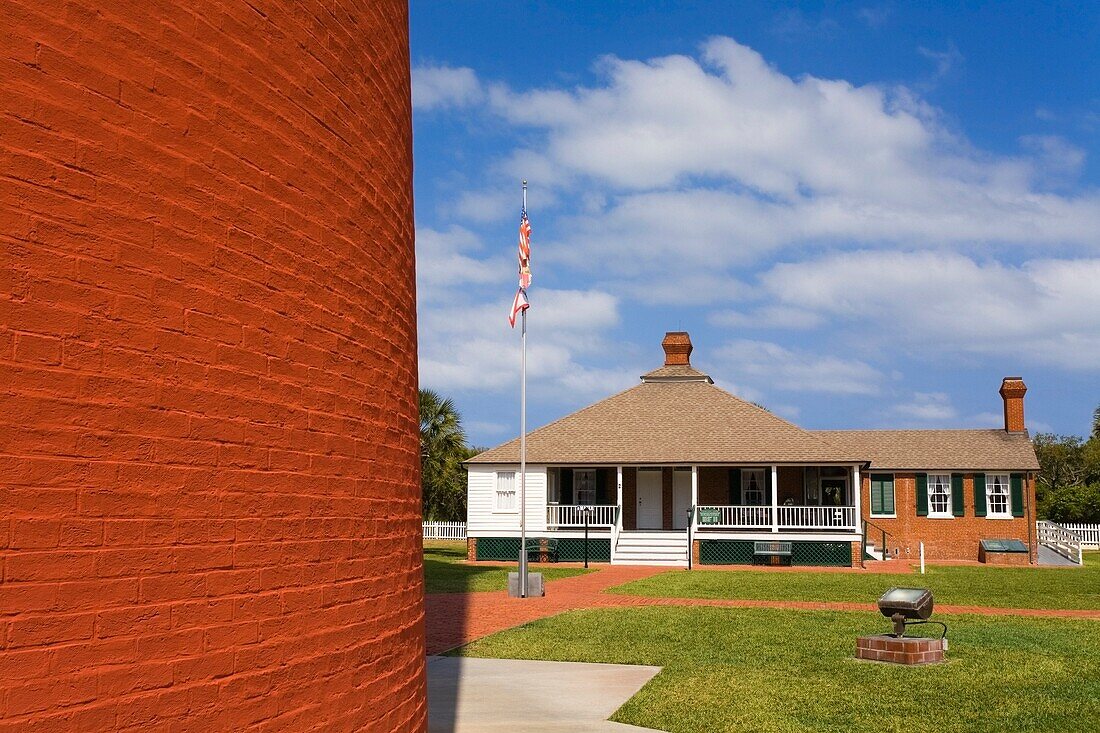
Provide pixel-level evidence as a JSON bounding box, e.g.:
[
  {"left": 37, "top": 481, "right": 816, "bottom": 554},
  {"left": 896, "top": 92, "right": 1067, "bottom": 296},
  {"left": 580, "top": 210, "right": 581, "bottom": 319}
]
[{"left": 425, "top": 565, "right": 1100, "bottom": 654}]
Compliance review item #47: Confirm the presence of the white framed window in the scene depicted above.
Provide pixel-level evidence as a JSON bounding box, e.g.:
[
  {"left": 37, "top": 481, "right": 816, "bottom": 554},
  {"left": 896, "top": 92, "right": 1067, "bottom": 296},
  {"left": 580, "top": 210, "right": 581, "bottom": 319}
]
[
  {"left": 574, "top": 469, "right": 596, "bottom": 506},
  {"left": 986, "top": 474, "right": 1011, "bottom": 518},
  {"left": 743, "top": 469, "right": 765, "bottom": 506},
  {"left": 928, "top": 474, "right": 951, "bottom": 517},
  {"left": 494, "top": 471, "right": 517, "bottom": 513}
]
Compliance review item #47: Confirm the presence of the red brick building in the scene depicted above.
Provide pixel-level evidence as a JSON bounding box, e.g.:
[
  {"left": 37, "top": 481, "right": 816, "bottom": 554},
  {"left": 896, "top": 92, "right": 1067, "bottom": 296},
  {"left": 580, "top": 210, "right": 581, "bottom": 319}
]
[
  {"left": 1, "top": 2, "right": 425, "bottom": 730},
  {"left": 465, "top": 333, "right": 1038, "bottom": 567}
]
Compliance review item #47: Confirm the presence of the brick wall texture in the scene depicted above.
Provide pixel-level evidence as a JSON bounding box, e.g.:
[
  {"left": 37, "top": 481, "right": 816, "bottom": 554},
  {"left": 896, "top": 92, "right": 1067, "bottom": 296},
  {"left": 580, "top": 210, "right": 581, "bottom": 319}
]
[
  {"left": 862, "top": 474, "right": 1036, "bottom": 563},
  {"left": 0, "top": 1, "right": 425, "bottom": 731}
]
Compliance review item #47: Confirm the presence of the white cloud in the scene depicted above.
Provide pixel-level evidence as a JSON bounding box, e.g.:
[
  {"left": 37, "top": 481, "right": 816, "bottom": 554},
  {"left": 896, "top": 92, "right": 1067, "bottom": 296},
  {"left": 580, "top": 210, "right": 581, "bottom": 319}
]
[
  {"left": 892, "top": 392, "right": 958, "bottom": 421},
  {"left": 711, "top": 339, "right": 884, "bottom": 395},
  {"left": 472, "top": 37, "right": 1100, "bottom": 304},
  {"left": 415, "top": 226, "right": 506, "bottom": 300},
  {"left": 418, "top": 288, "right": 629, "bottom": 397},
  {"left": 412, "top": 65, "right": 484, "bottom": 110},
  {"left": 917, "top": 43, "right": 964, "bottom": 83},
  {"left": 753, "top": 251, "right": 1100, "bottom": 368}
]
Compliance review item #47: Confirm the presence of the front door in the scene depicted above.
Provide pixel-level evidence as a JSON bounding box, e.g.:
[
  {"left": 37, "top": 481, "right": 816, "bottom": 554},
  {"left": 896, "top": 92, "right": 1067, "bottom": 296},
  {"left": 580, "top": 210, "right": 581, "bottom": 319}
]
[
  {"left": 637, "top": 469, "right": 662, "bottom": 529},
  {"left": 672, "top": 470, "right": 691, "bottom": 529}
]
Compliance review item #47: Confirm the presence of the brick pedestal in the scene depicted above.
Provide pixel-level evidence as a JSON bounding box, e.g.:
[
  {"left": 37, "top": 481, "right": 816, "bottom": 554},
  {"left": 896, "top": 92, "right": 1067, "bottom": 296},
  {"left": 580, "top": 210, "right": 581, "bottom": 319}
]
[{"left": 856, "top": 635, "right": 945, "bottom": 665}]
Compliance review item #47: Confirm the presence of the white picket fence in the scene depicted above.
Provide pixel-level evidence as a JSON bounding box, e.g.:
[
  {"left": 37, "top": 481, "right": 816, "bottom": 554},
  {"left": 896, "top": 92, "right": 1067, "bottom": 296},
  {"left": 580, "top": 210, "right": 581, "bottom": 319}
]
[
  {"left": 1060, "top": 523, "right": 1100, "bottom": 549},
  {"left": 423, "top": 521, "right": 467, "bottom": 540}
]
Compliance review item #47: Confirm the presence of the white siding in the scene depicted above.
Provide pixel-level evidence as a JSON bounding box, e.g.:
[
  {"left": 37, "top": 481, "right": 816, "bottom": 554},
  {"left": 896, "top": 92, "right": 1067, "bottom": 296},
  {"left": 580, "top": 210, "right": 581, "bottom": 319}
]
[{"left": 467, "top": 464, "right": 547, "bottom": 536}]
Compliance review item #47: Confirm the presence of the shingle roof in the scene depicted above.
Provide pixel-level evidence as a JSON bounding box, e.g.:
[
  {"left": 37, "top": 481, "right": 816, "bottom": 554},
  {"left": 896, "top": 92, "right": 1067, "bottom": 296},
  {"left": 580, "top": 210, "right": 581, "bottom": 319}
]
[
  {"left": 467, "top": 379, "right": 858, "bottom": 465},
  {"left": 815, "top": 429, "right": 1039, "bottom": 471}
]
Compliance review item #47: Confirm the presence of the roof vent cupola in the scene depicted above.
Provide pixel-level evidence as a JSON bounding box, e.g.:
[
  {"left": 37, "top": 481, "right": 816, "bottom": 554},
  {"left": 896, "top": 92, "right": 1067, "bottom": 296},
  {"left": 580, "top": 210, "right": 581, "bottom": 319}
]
[{"left": 662, "top": 331, "right": 693, "bottom": 366}]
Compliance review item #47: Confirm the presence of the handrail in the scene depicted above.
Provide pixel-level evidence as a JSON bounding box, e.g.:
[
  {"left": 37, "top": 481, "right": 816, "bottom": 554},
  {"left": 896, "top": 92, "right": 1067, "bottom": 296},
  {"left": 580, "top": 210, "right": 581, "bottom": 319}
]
[
  {"left": 1037, "top": 520, "right": 1083, "bottom": 565},
  {"left": 862, "top": 518, "right": 891, "bottom": 564}
]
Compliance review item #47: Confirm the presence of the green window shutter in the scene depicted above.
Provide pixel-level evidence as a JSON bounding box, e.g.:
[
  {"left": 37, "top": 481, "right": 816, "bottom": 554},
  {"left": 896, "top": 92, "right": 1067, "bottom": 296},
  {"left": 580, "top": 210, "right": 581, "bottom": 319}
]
[
  {"left": 596, "top": 469, "right": 608, "bottom": 505},
  {"left": 870, "top": 474, "right": 894, "bottom": 515},
  {"left": 729, "top": 468, "right": 741, "bottom": 504},
  {"left": 1010, "top": 473, "right": 1025, "bottom": 517},
  {"left": 973, "top": 473, "right": 987, "bottom": 517},
  {"left": 870, "top": 478, "right": 883, "bottom": 515},
  {"left": 951, "top": 474, "right": 965, "bottom": 516},
  {"left": 916, "top": 473, "right": 928, "bottom": 516}
]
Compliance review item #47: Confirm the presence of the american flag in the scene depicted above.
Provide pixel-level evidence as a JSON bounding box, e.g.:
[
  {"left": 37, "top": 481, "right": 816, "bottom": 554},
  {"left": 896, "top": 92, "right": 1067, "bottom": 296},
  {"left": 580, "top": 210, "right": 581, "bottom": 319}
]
[
  {"left": 517, "top": 213, "right": 532, "bottom": 289},
  {"left": 508, "top": 287, "right": 529, "bottom": 328},
  {"left": 509, "top": 210, "right": 532, "bottom": 327}
]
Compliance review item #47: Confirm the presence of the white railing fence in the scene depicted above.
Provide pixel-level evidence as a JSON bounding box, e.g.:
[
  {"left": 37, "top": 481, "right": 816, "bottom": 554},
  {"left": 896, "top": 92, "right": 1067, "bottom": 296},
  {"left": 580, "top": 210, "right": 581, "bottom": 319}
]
[
  {"left": 1059, "top": 523, "right": 1099, "bottom": 549},
  {"left": 546, "top": 504, "right": 617, "bottom": 527},
  {"left": 1036, "top": 520, "right": 1083, "bottom": 564},
  {"left": 778, "top": 505, "right": 857, "bottom": 530},
  {"left": 423, "top": 521, "right": 467, "bottom": 540},
  {"left": 695, "top": 505, "right": 858, "bottom": 531},
  {"left": 697, "top": 505, "right": 772, "bottom": 529}
]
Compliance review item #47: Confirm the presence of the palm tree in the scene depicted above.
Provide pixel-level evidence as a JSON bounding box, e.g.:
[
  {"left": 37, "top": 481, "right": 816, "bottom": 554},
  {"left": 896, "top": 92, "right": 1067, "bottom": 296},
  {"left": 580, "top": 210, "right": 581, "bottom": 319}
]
[{"left": 419, "top": 389, "right": 468, "bottom": 520}]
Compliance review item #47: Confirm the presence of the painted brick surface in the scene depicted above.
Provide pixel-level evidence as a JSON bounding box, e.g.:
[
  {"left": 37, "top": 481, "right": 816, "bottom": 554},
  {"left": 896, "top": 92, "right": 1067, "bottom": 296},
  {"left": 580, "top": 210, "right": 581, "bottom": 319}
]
[
  {"left": 0, "top": 2, "right": 425, "bottom": 731},
  {"left": 862, "top": 474, "right": 1036, "bottom": 563}
]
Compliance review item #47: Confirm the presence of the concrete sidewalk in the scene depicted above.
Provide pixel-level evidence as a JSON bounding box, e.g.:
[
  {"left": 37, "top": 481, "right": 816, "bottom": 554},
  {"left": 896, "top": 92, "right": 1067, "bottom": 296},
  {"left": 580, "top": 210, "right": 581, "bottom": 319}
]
[{"left": 427, "top": 656, "right": 661, "bottom": 732}]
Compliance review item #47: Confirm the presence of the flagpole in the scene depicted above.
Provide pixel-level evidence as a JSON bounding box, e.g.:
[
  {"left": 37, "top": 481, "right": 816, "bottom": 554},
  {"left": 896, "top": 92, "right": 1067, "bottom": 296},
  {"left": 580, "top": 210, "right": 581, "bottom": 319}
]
[{"left": 518, "top": 180, "right": 528, "bottom": 598}]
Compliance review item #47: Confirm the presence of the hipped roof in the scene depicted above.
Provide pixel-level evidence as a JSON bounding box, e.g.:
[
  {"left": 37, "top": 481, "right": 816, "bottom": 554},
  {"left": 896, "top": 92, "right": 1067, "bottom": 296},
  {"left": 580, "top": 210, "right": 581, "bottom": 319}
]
[
  {"left": 468, "top": 375, "right": 858, "bottom": 465},
  {"left": 467, "top": 333, "right": 1040, "bottom": 471}
]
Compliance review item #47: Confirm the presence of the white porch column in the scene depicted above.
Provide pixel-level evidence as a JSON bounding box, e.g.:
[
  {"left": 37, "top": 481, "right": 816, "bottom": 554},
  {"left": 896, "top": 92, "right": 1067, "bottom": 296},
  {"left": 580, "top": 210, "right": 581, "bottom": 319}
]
[
  {"left": 616, "top": 465, "right": 623, "bottom": 511},
  {"left": 770, "top": 464, "right": 779, "bottom": 533},
  {"left": 613, "top": 465, "right": 624, "bottom": 564},
  {"left": 690, "top": 465, "right": 698, "bottom": 507},
  {"left": 852, "top": 464, "right": 862, "bottom": 532}
]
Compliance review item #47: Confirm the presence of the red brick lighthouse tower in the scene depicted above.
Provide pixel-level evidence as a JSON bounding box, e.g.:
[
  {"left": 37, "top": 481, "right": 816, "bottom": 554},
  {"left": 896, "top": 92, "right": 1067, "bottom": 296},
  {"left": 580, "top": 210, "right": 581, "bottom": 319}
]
[{"left": 0, "top": 1, "right": 425, "bottom": 730}]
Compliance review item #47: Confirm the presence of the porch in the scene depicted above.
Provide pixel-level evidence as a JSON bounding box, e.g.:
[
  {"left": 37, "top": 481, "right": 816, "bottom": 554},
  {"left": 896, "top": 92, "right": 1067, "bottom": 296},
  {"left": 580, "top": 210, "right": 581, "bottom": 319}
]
[{"left": 545, "top": 464, "right": 862, "bottom": 534}]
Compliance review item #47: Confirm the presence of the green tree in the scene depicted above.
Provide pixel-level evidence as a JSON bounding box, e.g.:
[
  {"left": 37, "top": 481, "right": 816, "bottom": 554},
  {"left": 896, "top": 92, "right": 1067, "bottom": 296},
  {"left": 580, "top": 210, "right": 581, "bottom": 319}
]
[
  {"left": 1034, "top": 405, "right": 1100, "bottom": 523},
  {"left": 419, "top": 388, "right": 470, "bottom": 521}
]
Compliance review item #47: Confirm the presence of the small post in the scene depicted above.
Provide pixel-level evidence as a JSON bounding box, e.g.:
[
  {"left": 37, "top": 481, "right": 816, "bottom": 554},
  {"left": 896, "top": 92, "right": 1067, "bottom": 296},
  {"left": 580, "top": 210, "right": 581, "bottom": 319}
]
[
  {"left": 686, "top": 507, "right": 694, "bottom": 570},
  {"left": 583, "top": 506, "right": 591, "bottom": 568},
  {"left": 920, "top": 541, "right": 925, "bottom": 574}
]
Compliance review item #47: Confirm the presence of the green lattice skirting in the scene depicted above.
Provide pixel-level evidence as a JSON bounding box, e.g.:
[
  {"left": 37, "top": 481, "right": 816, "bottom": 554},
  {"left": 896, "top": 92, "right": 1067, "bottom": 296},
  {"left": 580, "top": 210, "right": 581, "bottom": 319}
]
[
  {"left": 474, "top": 537, "right": 611, "bottom": 562},
  {"left": 700, "top": 540, "right": 852, "bottom": 567},
  {"left": 556, "top": 538, "right": 610, "bottom": 563},
  {"left": 475, "top": 537, "right": 522, "bottom": 561}
]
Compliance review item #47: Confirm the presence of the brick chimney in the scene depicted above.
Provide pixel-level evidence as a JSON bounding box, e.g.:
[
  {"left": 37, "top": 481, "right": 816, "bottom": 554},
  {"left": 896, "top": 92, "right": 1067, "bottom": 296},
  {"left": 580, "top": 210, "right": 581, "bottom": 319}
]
[
  {"left": 999, "top": 377, "right": 1027, "bottom": 433},
  {"left": 662, "top": 332, "right": 692, "bottom": 366}
]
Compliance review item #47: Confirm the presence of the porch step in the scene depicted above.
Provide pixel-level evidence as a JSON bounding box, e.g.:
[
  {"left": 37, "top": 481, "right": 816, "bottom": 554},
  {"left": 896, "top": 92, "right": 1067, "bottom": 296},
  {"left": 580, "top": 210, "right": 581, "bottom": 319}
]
[
  {"left": 864, "top": 542, "right": 884, "bottom": 561},
  {"left": 613, "top": 532, "right": 689, "bottom": 567}
]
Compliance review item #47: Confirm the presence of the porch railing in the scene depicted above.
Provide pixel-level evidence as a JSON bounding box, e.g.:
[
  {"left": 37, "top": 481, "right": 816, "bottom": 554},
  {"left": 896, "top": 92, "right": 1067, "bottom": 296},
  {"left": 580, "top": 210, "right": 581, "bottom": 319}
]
[
  {"left": 778, "top": 505, "right": 856, "bottom": 530},
  {"left": 546, "top": 504, "right": 618, "bottom": 528},
  {"left": 697, "top": 505, "right": 772, "bottom": 529},
  {"left": 696, "top": 505, "right": 857, "bottom": 532}
]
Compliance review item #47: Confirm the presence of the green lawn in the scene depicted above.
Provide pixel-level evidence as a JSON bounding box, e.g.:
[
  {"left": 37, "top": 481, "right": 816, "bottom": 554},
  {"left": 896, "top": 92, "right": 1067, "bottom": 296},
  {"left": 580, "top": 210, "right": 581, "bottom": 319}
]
[
  {"left": 608, "top": 552, "right": 1100, "bottom": 610},
  {"left": 423, "top": 540, "right": 594, "bottom": 593},
  {"left": 455, "top": 606, "right": 1100, "bottom": 732}
]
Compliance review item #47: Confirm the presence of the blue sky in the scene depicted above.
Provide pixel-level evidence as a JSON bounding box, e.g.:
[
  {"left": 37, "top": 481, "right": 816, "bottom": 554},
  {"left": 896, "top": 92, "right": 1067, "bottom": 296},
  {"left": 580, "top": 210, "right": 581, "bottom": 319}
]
[{"left": 409, "top": 1, "right": 1100, "bottom": 448}]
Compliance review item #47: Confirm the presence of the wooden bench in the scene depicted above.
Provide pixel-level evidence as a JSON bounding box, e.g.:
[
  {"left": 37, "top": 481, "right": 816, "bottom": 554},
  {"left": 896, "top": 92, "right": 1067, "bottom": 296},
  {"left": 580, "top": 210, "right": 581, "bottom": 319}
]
[
  {"left": 753, "top": 541, "right": 793, "bottom": 566},
  {"left": 524, "top": 538, "right": 559, "bottom": 563}
]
